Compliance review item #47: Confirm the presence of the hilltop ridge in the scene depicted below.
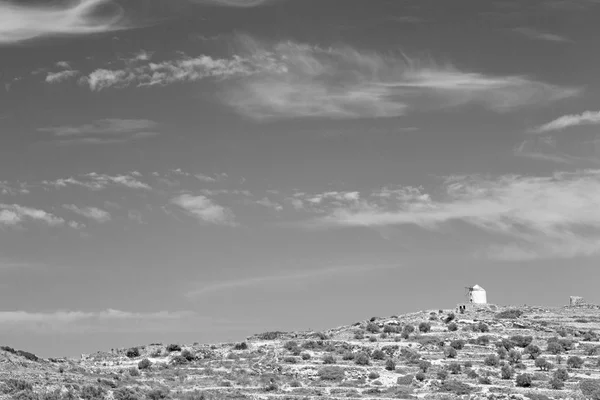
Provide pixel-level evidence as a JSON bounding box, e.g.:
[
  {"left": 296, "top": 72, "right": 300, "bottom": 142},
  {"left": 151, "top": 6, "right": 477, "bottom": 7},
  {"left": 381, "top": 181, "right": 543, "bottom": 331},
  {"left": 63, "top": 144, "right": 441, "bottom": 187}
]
[{"left": 2, "top": 304, "right": 600, "bottom": 400}]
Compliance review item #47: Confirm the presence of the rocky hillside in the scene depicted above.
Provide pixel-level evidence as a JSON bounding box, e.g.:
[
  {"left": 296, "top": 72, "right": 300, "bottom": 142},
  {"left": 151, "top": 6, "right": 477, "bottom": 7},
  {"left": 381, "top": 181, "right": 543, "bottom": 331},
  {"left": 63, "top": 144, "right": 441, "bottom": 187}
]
[{"left": 3, "top": 305, "right": 600, "bottom": 400}]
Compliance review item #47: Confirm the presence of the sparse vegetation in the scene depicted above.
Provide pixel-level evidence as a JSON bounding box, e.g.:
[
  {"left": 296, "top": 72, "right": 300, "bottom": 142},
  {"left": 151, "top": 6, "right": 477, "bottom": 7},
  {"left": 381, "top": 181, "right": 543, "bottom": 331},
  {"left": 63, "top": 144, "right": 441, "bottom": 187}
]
[{"left": 5, "top": 306, "right": 600, "bottom": 400}]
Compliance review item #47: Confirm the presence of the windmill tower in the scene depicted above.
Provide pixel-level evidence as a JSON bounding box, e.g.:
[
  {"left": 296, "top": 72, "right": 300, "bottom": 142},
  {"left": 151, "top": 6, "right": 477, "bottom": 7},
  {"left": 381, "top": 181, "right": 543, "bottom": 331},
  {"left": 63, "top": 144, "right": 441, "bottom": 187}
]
[{"left": 465, "top": 284, "right": 487, "bottom": 304}]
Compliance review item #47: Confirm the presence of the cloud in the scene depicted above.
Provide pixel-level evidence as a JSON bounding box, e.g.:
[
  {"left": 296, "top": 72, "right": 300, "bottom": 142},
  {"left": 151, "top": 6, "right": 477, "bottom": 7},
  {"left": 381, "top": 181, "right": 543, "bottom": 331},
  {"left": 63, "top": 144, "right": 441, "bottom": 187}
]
[
  {"left": 301, "top": 171, "right": 600, "bottom": 260},
  {"left": 0, "top": 204, "right": 64, "bottom": 227},
  {"left": 46, "top": 69, "right": 79, "bottom": 84},
  {"left": 0, "top": 181, "right": 30, "bottom": 195},
  {"left": 170, "top": 194, "right": 236, "bottom": 226},
  {"left": 0, "top": 309, "right": 199, "bottom": 334},
  {"left": 190, "top": 0, "right": 283, "bottom": 6},
  {"left": 82, "top": 54, "right": 259, "bottom": 90},
  {"left": 221, "top": 37, "right": 580, "bottom": 120},
  {"left": 512, "top": 27, "right": 570, "bottom": 43},
  {"left": 38, "top": 119, "right": 159, "bottom": 145},
  {"left": 43, "top": 173, "right": 151, "bottom": 191},
  {"left": 63, "top": 205, "right": 111, "bottom": 223},
  {"left": 0, "top": 0, "right": 126, "bottom": 44},
  {"left": 532, "top": 110, "right": 600, "bottom": 133},
  {"left": 186, "top": 264, "right": 393, "bottom": 298}
]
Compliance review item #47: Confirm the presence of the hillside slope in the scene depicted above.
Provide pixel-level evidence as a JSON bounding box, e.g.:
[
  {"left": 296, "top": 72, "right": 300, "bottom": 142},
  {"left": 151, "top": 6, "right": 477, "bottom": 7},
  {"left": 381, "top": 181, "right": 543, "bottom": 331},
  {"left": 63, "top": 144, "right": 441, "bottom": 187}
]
[{"left": 2, "top": 305, "right": 600, "bottom": 400}]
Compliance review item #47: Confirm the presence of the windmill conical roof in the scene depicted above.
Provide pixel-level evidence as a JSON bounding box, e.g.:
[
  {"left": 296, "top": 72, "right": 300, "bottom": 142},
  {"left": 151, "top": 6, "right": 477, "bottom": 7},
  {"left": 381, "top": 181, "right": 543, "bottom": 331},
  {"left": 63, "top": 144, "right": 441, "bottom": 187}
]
[{"left": 471, "top": 284, "right": 485, "bottom": 291}]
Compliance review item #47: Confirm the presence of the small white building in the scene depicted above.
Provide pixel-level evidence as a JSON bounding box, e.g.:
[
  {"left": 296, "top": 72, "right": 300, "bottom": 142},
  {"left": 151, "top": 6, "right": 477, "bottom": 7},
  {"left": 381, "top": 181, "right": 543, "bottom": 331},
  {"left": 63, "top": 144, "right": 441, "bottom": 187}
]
[{"left": 467, "top": 284, "right": 487, "bottom": 304}]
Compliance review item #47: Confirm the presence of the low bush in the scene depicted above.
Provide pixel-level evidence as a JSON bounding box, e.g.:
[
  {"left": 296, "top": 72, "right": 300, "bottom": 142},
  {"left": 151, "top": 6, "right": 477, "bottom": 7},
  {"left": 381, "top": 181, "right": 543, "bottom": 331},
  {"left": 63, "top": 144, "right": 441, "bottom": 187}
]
[
  {"left": 368, "top": 371, "right": 380, "bottom": 380},
  {"left": 283, "top": 356, "right": 297, "bottom": 364},
  {"left": 322, "top": 354, "right": 336, "bottom": 364},
  {"left": 580, "top": 379, "right": 600, "bottom": 399},
  {"left": 369, "top": 336, "right": 377, "bottom": 343},
  {"left": 475, "top": 335, "right": 491, "bottom": 346},
  {"left": 371, "top": 349, "right": 385, "bottom": 360},
  {"left": 418, "top": 360, "right": 431, "bottom": 372},
  {"left": 550, "top": 377, "right": 565, "bottom": 390},
  {"left": 396, "top": 374, "right": 414, "bottom": 385},
  {"left": 283, "top": 341, "right": 298, "bottom": 351},
  {"left": 445, "top": 347, "right": 457, "bottom": 359},
  {"left": 418, "top": 322, "right": 431, "bottom": 333},
  {"left": 508, "top": 349, "right": 522, "bottom": 364},
  {"left": 80, "top": 385, "right": 105, "bottom": 400},
  {"left": 301, "top": 352, "right": 311, "bottom": 360},
  {"left": 233, "top": 342, "right": 248, "bottom": 350},
  {"left": 146, "top": 387, "right": 170, "bottom": 400},
  {"left": 484, "top": 354, "right": 500, "bottom": 367},
  {"left": 354, "top": 352, "right": 370, "bottom": 366},
  {"left": 166, "top": 344, "right": 181, "bottom": 352},
  {"left": 444, "top": 313, "right": 456, "bottom": 323},
  {"left": 524, "top": 344, "right": 542, "bottom": 359},
  {"left": 515, "top": 373, "right": 533, "bottom": 388},
  {"left": 4, "top": 379, "right": 33, "bottom": 394},
  {"left": 181, "top": 350, "right": 195, "bottom": 361},
  {"left": 448, "top": 363, "right": 461, "bottom": 374},
  {"left": 501, "top": 365, "right": 513, "bottom": 380},
  {"left": 447, "top": 322, "right": 458, "bottom": 332},
  {"left": 440, "top": 380, "right": 473, "bottom": 395},
  {"left": 511, "top": 335, "right": 533, "bottom": 348},
  {"left": 342, "top": 351, "right": 354, "bottom": 360},
  {"left": 126, "top": 347, "right": 140, "bottom": 358},
  {"left": 256, "top": 331, "right": 284, "bottom": 340},
  {"left": 366, "top": 322, "right": 380, "bottom": 334},
  {"left": 554, "top": 368, "right": 569, "bottom": 381},
  {"left": 403, "top": 325, "right": 415, "bottom": 334},
  {"left": 113, "top": 387, "right": 140, "bottom": 400},
  {"left": 535, "top": 357, "right": 553, "bottom": 371},
  {"left": 450, "top": 339, "right": 465, "bottom": 350},
  {"left": 383, "top": 324, "right": 398, "bottom": 334},
  {"left": 385, "top": 359, "right": 396, "bottom": 371},
  {"left": 128, "top": 367, "right": 139, "bottom": 377},
  {"left": 567, "top": 356, "right": 584, "bottom": 369},
  {"left": 353, "top": 331, "right": 365, "bottom": 340},
  {"left": 467, "top": 369, "right": 479, "bottom": 379},
  {"left": 437, "top": 370, "right": 448, "bottom": 380},
  {"left": 318, "top": 366, "right": 345, "bottom": 381},
  {"left": 478, "top": 375, "right": 492, "bottom": 385},
  {"left": 496, "top": 309, "right": 523, "bottom": 319},
  {"left": 137, "top": 358, "right": 152, "bottom": 370},
  {"left": 496, "top": 348, "right": 507, "bottom": 362}
]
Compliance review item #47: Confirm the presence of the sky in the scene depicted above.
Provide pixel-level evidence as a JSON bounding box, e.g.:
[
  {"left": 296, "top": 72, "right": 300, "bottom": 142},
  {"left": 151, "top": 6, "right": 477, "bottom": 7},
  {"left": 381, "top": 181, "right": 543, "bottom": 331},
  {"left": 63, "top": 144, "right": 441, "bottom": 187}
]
[{"left": 1, "top": 0, "right": 600, "bottom": 358}]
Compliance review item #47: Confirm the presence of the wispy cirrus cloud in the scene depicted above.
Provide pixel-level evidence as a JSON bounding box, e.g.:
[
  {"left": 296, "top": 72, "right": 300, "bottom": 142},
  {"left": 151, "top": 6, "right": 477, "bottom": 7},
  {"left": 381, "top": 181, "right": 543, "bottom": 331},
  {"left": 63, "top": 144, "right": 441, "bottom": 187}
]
[
  {"left": 43, "top": 172, "right": 151, "bottom": 191},
  {"left": 63, "top": 205, "right": 111, "bottom": 223},
  {"left": 299, "top": 171, "right": 600, "bottom": 260},
  {"left": 512, "top": 27, "right": 570, "bottom": 43},
  {"left": 221, "top": 36, "right": 580, "bottom": 120},
  {"left": 0, "top": 0, "right": 126, "bottom": 45},
  {"left": 0, "top": 204, "right": 65, "bottom": 227},
  {"left": 170, "top": 194, "right": 236, "bottom": 226},
  {"left": 46, "top": 69, "right": 80, "bottom": 84},
  {"left": 190, "top": 0, "right": 285, "bottom": 6},
  {"left": 186, "top": 264, "right": 394, "bottom": 298},
  {"left": 0, "top": 309, "right": 200, "bottom": 334},
  {"left": 38, "top": 119, "right": 159, "bottom": 145},
  {"left": 531, "top": 110, "right": 600, "bottom": 133},
  {"left": 69, "top": 36, "right": 578, "bottom": 120},
  {"left": 81, "top": 54, "right": 262, "bottom": 91}
]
